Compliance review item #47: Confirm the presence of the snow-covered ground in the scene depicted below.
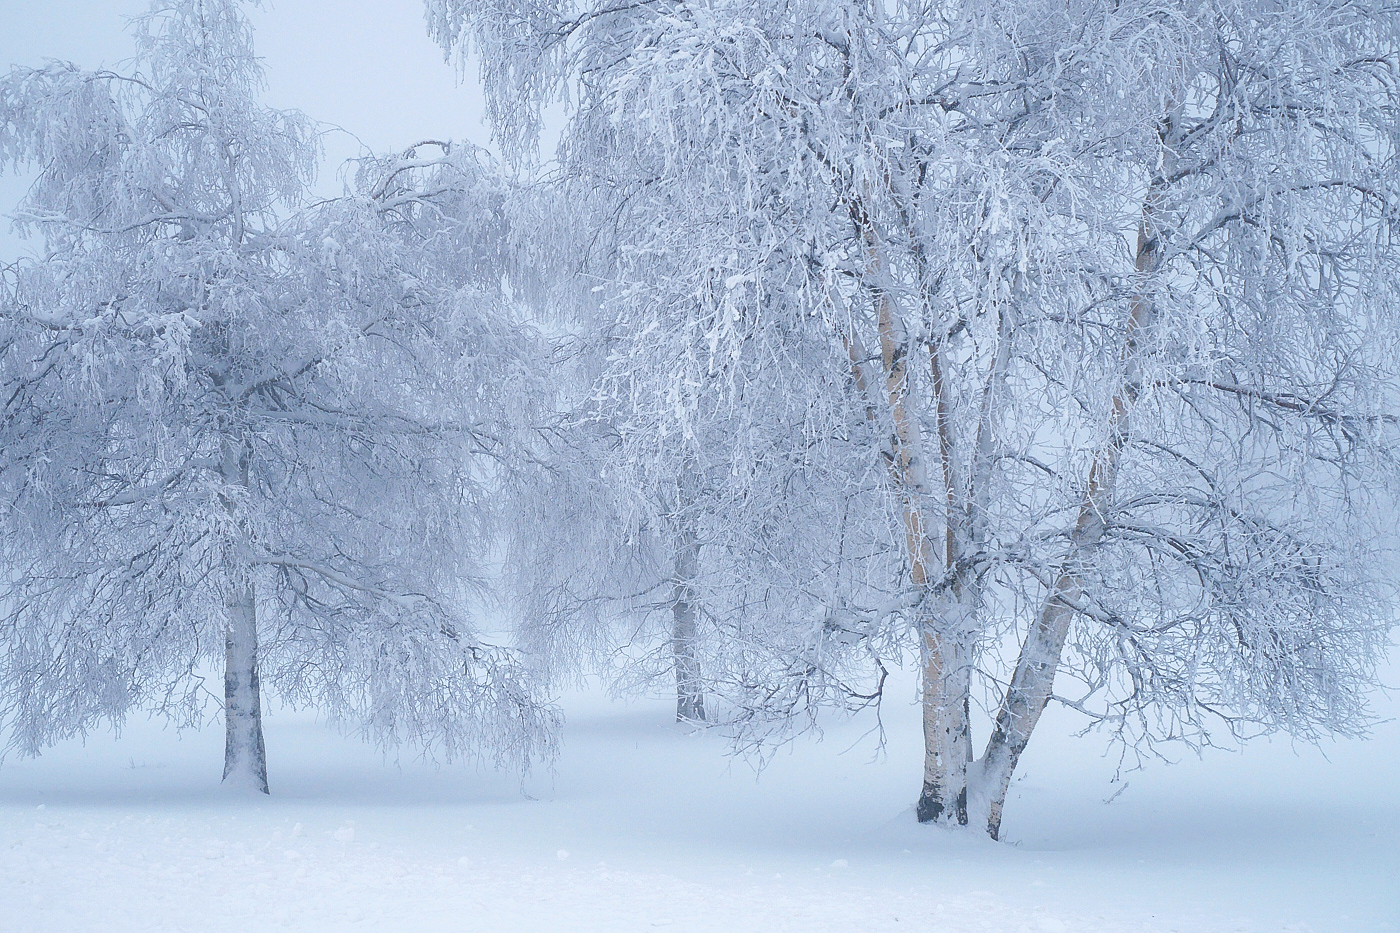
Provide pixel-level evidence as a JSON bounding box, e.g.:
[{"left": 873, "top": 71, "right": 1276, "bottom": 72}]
[{"left": 2, "top": 664, "right": 1396, "bottom": 933}]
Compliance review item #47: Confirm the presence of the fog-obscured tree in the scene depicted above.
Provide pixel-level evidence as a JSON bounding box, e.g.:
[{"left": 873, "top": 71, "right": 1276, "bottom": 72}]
[{"left": 0, "top": 0, "right": 557, "bottom": 791}]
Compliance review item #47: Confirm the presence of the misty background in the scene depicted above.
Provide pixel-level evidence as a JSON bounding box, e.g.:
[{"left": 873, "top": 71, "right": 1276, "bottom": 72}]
[{"left": 0, "top": 0, "right": 492, "bottom": 262}]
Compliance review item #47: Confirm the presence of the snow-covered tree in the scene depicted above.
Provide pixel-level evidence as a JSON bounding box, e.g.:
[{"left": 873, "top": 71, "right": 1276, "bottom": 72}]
[
  {"left": 493, "top": 72, "right": 899, "bottom": 731},
  {"left": 961, "top": 0, "right": 1400, "bottom": 838},
  {"left": 430, "top": 0, "right": 1400, "bottom": 837},
  {"left": 0, "top": 0, "right": 557, "bottom": 791}
]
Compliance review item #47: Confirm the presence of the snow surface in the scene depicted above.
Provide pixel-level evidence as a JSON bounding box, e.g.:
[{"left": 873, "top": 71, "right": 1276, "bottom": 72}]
[{"left": 1, "top": 664, "right": 1396, "bottom": 933}]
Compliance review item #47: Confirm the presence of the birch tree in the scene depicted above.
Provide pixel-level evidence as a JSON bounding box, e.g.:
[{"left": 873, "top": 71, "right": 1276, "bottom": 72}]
[
  {"left": 973, "top": 0, "right": 1400, "bottom": 838},
  {"left": 429, "top": 0, "right": 1400, "bottom": 835},
  {"left": 0, "top": 0, "right": 557, "bottom": 791},
  {"left": 498, "top": 105, "right": 899, "bottom": 731}
]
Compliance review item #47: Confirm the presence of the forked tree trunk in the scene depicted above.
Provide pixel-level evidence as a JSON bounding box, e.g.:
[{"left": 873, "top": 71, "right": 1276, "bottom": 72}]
[
  {"left": 222, "top": 581, "right": 269, "bottom": 793},
  {"left": 866, "top": 260, "right": 970, "bottom": 824},
  {"left": 978, "top": 176, "right": 1167, "bottom": 839},
  {"left": 917, "top": 328, "right": 982, "bottom": 825},
  {"left": 840, "top": 238, "right": 972, "bottom": 823},
  {"left": 672, "top": 525, "right": 705, "bottom": 723}
]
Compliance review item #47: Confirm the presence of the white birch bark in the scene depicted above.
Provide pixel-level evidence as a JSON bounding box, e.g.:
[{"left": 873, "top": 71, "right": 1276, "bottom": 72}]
[
  {"left": 222, "top": 581, "right": 268, "bottom": 794},
  {"left": 916, "top": 339, "right": 976, "bottom": 825},
  {"left": 219, "top": 435, "right": 269, "bottom": 793},
  {"left": 978, "top": 172, "right": 1168, "bottom": 839},
  {"left": 861, "top": 251, "right": 970, "bottom": 824}
]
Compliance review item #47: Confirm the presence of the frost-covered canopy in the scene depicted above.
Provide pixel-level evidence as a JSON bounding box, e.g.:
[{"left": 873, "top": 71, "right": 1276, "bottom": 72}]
[
  {"left": 434, "top": 0, "right": 1400, "bottom": 834},
  {"left": 0, "top": 0, "right": 556, "bottom": 779}
]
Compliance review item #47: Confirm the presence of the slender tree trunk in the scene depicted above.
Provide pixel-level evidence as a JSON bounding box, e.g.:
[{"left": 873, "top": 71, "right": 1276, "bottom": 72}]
[
  {"left": 865, "top": 263, "right": 969, "bottom": 824},
  {"left": 917, "top": 329, "right": 980, "bottom": 825},
  {"left": 979, "top": 179, "right": 1167, "bottom": 839},
  {"left": 673, "top": 521, "right": 705, "bottom": 723},
  {"left": 219, "top": 432, "right": 268, "bottom": 793},
  {"left": 222, "top": 581, "right": 269, "bottom": 793},
  {"left": 916, "top": 616, "right": 971, "bottom": 823},
  {"left": 842, "top": 181, "right": 976, "bottom": 823},
  {"left": 978, "top": 558, "right": 1088, "bottom": 837}
]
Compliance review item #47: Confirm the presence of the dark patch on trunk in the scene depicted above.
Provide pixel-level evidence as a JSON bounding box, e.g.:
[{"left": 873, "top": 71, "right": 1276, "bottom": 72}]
[{"left": 917, "top": 782, "right": 968, "bottom": 825}]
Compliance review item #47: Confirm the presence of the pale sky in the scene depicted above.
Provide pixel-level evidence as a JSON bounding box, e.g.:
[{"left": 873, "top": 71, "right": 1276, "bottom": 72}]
[{"left": 0, "top": 0, "right": 496, "bottom": 259}]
